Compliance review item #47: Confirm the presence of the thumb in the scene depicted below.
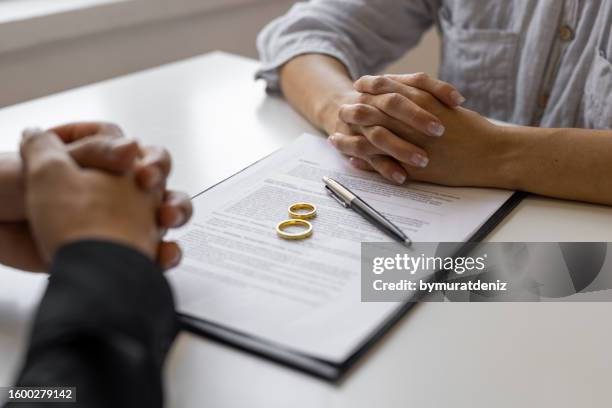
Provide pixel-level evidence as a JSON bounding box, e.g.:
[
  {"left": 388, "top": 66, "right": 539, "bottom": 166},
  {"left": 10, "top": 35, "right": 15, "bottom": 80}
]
[
  {"left": 21, "top": 127, "right": 77, "bottom": 183},
  {"left": 67, "top": 136, "right": 140, "bottom": 174},
  {"left": 385, "top": 73, "right": 466, "bottom": 107}
]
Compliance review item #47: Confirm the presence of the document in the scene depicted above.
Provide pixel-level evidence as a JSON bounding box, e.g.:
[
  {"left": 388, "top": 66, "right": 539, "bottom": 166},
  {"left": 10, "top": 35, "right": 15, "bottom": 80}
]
[{"left": 167, "top": 133, "right": 514, "bottom": 362}]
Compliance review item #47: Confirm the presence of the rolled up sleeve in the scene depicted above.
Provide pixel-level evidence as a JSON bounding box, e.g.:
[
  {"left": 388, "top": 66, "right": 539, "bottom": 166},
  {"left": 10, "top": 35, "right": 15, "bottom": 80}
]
[{"left": 256, "top": 0, "right": 437, "bottom": 93}]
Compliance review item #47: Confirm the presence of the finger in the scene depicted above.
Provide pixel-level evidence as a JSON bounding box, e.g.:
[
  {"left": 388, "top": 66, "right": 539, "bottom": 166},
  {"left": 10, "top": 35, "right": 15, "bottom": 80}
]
[
  {"left": 339, "top": 104, "right": 430, "bottom": 166},
  {"left": 339, "top": 103, "right": 423, "bottom": 142},
  {"left": 388, "top": 73, "right": 466, "bottom": 106},
  {"left": 348, "top": 157, "right": 375, "bottom": 171},
  {"left": 66, "top": 136, "right": 140, "bottom": 173},
  {"left": 361, "top": 126, "right": 429, "bottom": 168},
  {"left": 158, "top": 191, "right": 193, "bottom": 228},
  {"left": 21, "top": 128, "right": 77, "bottom": 182},
  {"left": 136, "top": 146, "right": 172, "bottom": 190},
  {"left": 368, "top": 155, "right": 409, "bottom": 185},
  {"left": 356, "top": 73, "right": 465, "bottom": 107},
  {"left": 158, "top": 241, "right": 182, "bottom": 270},
  {"left": 339, "top": 103, "right": 383, "bottom": 127},
  {"left": 51, "top": 122, "right": 137, "bottom": 174},
  {"left": 328, "top": 133, "right": 385, "bottom": 158},
  {"left": 49, "top": 122, "right": 124, "bottom": 143},
  {"left": 356, "top": 91, "right": 445, "bottom": 138},
  {"left": 329, "top": 133, "right": 408, "bottom": 183}
]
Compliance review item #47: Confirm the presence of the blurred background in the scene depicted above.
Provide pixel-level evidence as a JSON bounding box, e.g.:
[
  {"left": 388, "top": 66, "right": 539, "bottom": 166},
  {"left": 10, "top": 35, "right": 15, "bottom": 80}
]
[{"left": 0, "top": 0, "right": 439, "bottom": 108}]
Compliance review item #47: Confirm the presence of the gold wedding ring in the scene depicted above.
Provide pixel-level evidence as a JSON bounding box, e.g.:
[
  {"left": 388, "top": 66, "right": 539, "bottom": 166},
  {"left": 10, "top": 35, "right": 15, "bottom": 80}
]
[
  {"left": 276, "top": 219, "right": 313, "bottom": 240},
  {"left": 288, "top": 202, "right": 317, "bottom": 220}
]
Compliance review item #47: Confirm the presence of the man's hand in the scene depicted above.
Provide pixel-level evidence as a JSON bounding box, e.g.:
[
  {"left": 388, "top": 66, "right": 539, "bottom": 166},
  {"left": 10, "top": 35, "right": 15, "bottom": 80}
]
[
  {"left": 326, "top": 73, "right": 465, "bottom": 184},
  {"left": 21, "top": 129, "right": 162, "bottom": 262},
  {"left": 332, "top": 74, "right": 511, "bottom": 188},
  {"left": 1, "top": 122, "right": 142, "bottom": 222},
  {"left": 0, "top": 122, "right": 192, "bottom": 271}
]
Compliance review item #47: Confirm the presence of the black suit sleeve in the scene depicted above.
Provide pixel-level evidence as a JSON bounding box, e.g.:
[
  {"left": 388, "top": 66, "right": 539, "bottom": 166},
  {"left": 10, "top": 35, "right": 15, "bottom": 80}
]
[{"left": 4, "top": 241, "right": 178, "bottom": 408}]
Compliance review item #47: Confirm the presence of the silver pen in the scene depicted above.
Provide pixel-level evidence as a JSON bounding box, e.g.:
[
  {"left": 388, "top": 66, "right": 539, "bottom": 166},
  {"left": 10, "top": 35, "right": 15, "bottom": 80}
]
[{"left": 322, "top": 176, "right": 412, "bottom": 246}]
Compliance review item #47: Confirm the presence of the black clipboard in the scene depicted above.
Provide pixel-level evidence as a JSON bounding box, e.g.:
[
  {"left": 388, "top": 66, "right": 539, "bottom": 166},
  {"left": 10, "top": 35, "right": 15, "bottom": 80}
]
[{"left": 177, "top": 147, "right": 528, "bottom": 382}]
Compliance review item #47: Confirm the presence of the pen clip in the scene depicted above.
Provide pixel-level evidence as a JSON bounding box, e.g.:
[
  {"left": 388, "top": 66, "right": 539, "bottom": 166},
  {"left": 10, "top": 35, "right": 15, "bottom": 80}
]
[{"left": 325, "top": 185, "right": 349, "bottom": 208}]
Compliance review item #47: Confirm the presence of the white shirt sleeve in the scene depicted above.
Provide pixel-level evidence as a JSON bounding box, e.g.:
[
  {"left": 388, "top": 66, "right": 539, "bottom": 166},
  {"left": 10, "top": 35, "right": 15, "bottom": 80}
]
[{"left": 255, "top": 0, "right": 438, "bottom": 93}]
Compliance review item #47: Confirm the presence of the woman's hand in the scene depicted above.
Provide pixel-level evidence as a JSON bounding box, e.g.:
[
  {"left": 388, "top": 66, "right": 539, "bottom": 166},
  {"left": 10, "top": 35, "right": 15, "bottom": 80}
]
[
  {"left": 326, "top": 73, "right": 465, "bottom": 184},
  {"left": 398, "top": 106, "right": 512, "bottom": 188},
  {"left": 332, "top": 75, "right": 513, "bottom": 188}
]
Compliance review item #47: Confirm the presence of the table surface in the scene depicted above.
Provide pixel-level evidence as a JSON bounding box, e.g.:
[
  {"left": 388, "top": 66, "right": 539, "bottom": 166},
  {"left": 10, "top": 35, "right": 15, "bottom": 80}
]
[{"left": 1, "top": 51, "right": 611, "bottom": 408}]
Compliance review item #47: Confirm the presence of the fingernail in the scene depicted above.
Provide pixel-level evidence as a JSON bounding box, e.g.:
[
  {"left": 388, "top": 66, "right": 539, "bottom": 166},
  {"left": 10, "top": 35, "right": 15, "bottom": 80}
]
[
  {"left": 427, "top": 122, "right": 445, "bottom": 137},
  {"left": 409, "top": 153, "right": 429, "bottom": 168},
  {"left": 328, "top": 134, "right": 338, "bottom": 145},
  {"left": 172, "top": 211, "right": 185, "bottom": 227},
  {"left": 22, "top": 127, "right": 43, "bottom": 139},
  {"left": 348, "top": 157, "right": 359, "bottom": 167},
  {"left": 112, "top": 138, "right": 136, "bottom": 149},
  {"left": 148, "top": 168, "right": 162, "bottom": 188},
  {"left": 450, "top": 90, "right": 466, "bottom": 105},
  {"left": 171, "top": 249, "right": 182, "bottom": 266},
  {"left": 392, "top": 171, "right": 407, "bottom": 184},
  {"left": 111, "top": 139, "right": 138, "bottom": 159}
]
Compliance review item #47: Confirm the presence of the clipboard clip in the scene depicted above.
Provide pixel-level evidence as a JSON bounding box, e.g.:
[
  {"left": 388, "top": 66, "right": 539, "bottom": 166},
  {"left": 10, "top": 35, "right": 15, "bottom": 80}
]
[{"left": 325, "top": 185, "right": 349, "bottom": 208}]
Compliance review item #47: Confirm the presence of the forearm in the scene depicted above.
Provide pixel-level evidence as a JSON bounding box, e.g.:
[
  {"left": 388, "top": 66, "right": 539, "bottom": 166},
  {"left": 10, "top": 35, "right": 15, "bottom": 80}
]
[
  {"left": 501, "top": 126, "right": 612, "bottom": 205},
  {"left": 279, "top": 54, "right": 356, "bottom": 135},
  {"left": 0, "top": 152, "right": 25, "bottom": 221},
  {"left": 0, "top": 223, "right": 43, "bottom": 271}
]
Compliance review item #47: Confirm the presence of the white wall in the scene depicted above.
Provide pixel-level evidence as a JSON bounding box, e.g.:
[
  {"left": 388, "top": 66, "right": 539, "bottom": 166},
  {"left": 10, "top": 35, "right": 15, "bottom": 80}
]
[
  {"left": 0, "top": 0, "right": 295, "bottom": 107},
  {"left": 0, "top": 1, "right": 440, "bottom": 108}
]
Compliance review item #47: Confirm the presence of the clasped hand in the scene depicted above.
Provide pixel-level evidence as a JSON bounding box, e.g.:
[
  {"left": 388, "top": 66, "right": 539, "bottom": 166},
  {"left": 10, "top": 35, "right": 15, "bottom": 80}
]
[
  {"left": 327, "top": 73, "right": 511, "bottom": 189},
  {"left": 0, "top": 122, "right": 193, "bottom": 272}
]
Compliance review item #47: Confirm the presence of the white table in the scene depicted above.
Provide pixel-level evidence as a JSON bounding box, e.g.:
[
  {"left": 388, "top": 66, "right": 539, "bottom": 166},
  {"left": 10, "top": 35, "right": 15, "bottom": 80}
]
[{"left": 1, "top": 52, "right": 611, "bottom": 408}]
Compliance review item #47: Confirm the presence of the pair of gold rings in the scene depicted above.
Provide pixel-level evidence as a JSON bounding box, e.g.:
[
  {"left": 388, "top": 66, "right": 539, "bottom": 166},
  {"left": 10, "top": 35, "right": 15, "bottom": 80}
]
[{"left": 276, "top": 202, "right": 317, "bottom": 240}]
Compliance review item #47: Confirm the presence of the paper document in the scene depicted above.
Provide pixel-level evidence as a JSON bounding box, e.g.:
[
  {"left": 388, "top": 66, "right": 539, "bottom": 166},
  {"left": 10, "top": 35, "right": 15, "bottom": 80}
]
[{"left": 168, "top": 133, "right": 514, "bottom": 362}]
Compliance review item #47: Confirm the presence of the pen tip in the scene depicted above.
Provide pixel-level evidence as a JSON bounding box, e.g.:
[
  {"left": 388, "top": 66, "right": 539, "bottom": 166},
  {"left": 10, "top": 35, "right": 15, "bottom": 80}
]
[{"left": 404, "top": 238, "right": 412, "bottom": 247}]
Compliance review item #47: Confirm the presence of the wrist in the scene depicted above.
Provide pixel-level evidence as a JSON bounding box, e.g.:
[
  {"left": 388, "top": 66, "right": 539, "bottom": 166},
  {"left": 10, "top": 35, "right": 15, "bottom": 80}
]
[
  {"left": 489, "top": 124, "right": 543, "bottom": 191},
  {"left": 315, "top": 89, "right": 359, "bottom": 135},
  {"left": 0, "top": 153, "right": 26, "bottom": 221},
  {"left": 46, "top": 223, "right": 159, "bottom": 264}
]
